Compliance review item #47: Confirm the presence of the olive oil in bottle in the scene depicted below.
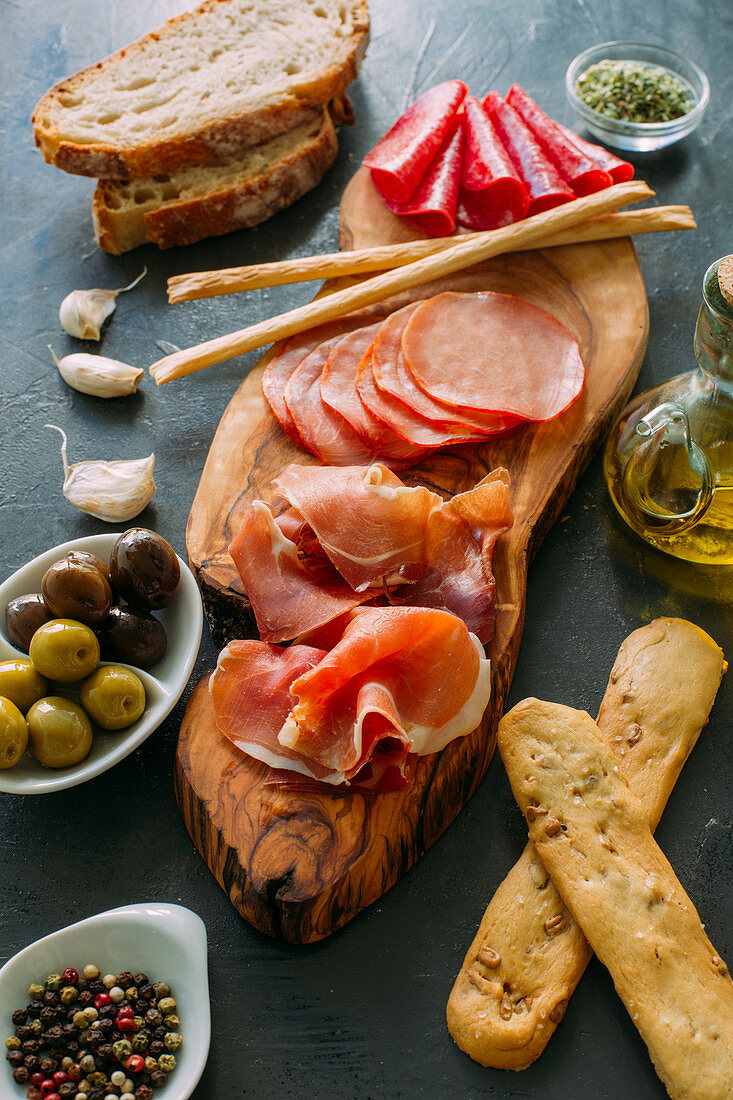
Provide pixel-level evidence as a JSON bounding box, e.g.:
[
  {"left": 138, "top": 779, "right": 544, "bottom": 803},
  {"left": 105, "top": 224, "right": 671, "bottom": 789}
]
[{"left": 604, "top": 255, "right": 733, "bottom": 565}]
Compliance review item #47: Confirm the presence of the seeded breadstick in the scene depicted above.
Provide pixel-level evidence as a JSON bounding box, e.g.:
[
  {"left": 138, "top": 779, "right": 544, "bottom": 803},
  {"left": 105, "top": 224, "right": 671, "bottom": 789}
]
[
  {"left": 447, "top": 619, "right": 725, "bottom": 1070},
  {"left": 497, "top": 698, "right": 733, "bottom": 1100}
]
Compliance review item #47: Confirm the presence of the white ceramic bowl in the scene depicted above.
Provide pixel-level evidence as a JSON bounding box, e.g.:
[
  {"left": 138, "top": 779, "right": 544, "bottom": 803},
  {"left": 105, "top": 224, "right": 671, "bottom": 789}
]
[
  {"left": 566, "top": 41, "right": 709, "bottom": 152},
  {"left": 0, "top": 903, "right": 210, "bottom": 1100},
  {"left": 0, "top": 532, "right": 203, "bottom": 795}
]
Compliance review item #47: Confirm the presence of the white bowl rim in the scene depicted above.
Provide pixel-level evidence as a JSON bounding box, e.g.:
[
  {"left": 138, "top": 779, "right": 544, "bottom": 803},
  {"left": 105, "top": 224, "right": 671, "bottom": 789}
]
[
  {"left": 0, "top": 532, "right": 203, "bottom": 795},
  {"left": 0, "top": 902, "right": 210, "bottom": 1100},
  {"left": 566, "top": 40, "right": 710, "bottom": 133}
]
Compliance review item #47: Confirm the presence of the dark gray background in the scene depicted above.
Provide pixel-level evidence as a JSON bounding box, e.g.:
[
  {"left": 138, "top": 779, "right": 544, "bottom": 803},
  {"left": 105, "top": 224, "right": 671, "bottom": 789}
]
[{"left": 1, "top": 1, "right": 731, "bottom": 1097}]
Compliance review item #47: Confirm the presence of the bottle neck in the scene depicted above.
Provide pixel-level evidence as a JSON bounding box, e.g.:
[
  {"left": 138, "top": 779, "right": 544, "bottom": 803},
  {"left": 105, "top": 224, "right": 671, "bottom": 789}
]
[{"left": 694, "top": 258, "right": 733, "bottom": 389}]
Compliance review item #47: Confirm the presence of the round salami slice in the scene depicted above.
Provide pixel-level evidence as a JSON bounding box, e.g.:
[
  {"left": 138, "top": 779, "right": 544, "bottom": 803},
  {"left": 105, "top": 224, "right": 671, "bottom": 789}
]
[
  {"left": 401, "top": 291, "right": 585, "bottom": 421},
  {"left": 284, "top": 336, "right": 384, "bottom": 466},
  {"left": 320, "top": 324, "right": 426, "bottom": 462}
]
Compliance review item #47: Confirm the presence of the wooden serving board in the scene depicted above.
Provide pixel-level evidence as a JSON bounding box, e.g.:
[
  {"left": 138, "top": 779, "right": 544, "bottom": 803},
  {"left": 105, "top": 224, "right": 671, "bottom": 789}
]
[{"left": 175, "top": 168, "right": 649, "bottom": 944}]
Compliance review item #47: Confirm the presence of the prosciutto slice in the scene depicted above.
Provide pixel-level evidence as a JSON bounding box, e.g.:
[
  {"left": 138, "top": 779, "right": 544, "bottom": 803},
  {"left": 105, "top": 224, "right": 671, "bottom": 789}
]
[
  {"left": 383, "top": 117, "right": 464, "bottom": 237},
  {"left": 402, "top": 291, "right": 585, "bottom": 421},
  {"left": 262, "top": 317, "right": 368, "bottom": 445},
  {"left": 284, "top": 335, "right": 383, "bottom": 466},
  {"left": 319, "top": 324, "right": 426, "bottom": 462},
  {"left": 483, "top": 92, "right": 575, "bottom": 215},
  {"left": 457, "top": 97, "right": 529, "bottom": 231},
  {"left": 371, "top": 302, "right": 521, "bottom": 436},
  {"left": 282, "top": 606, "right": 492, "bottom": 772},
  {"left": 229, "top": 499, "right": 370, "bottom": 643},
  {"left": 364, "top": 80, "right": 468, "bottom": 204},
  {"left": 506, "top": 84, "right": 613, "bottom": 196},
  {"left": 556, "top": 122, "right": 634, "bottom": 183}
]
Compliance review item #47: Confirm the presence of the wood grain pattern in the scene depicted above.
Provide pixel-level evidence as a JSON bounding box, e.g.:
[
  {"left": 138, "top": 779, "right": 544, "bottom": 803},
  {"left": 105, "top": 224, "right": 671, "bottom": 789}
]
[{"left": 175, "top": 168, "right": 649, "bottom": 943}]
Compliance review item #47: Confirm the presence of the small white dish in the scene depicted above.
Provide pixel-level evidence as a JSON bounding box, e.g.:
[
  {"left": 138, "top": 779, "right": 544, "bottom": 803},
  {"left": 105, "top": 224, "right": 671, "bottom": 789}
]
[
  {"left": 0, "top": 902, "right": 210, "bottom": 1100},
  {"left": 0, "top": 532, "right": 203, "bottom": 795}
]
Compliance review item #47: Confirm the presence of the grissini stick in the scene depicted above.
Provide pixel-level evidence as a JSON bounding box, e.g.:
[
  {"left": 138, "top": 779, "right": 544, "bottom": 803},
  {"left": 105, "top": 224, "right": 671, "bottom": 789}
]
[
  {"left": 447, "top": 618, "right": 725, "bottom": 1071},
  {"left": 150, "top": 179, "right": 653, "bottom": 383},
  {"left": 496, "top": 696, "right": 733, "bottom": 1100},
  {"left": 167, "top": 205, "right": 694, "bottom": 303}
]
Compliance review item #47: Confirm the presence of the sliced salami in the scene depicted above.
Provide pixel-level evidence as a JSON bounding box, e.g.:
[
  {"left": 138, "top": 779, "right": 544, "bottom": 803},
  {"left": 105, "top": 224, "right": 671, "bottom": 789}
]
[
  {"left": 372, "top": 302, "right": 521, "bottom": 435},
  {"left": 320, "top": 324, "right": 426, "bottom": 461},
  {"left": 457, "top": 97, "right": 529, "bottom": 231},
  {"left": 284, "top": 335, "right": 384, "bottom": 466},
  {"left": 483, "top": 92, "right": 575, "bottom": 215},
  {"left": 402, "top": 291, "right": 585, "bottom": 421},
  {"left": 363, "top": 80, "right": 468, "bottom": 204},
  {"left": 383, "top": 117, "right": 464, "bottom": 237},
  {"left": 556, "top": 122, "right": 634, "bottom": 183},
  {"left": 506, "top": 84, "right": 613, "bottom": 196},
  {"left": 262, "top": 317, "right": 370, "bottom": 444}
]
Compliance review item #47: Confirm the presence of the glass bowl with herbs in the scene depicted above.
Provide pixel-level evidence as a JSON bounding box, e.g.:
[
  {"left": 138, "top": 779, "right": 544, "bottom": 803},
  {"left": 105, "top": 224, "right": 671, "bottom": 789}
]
[{"left": 566, "top": 42, "right": 709, "bottom": 152}]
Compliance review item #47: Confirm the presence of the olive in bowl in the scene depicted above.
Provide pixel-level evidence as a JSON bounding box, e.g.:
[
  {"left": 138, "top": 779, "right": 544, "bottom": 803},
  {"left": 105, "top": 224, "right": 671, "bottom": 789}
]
[
  {"left": 0, "top": 698, "right": 29, "bottom": 769},
  {"left": 5, "top": 594, "right": 53, "bottom": 653},
  {"left": 0, "top": 659, "right": 48, "bottom": 713},
  {"left": 80, "top": 666, "right": 146, "bottom": 730},
  {"left": 110, "top": 528, "right": 181, "bottom": 610},
  {"left": 29, "top": 619, "right": 100, "bottom": 682},
  {"left": 42, "top": 554, "right": 113, "bottom": 625},
  {"left": 26, "top": 697, "right": 93, "bottom": 768},
  {"left": 98, "top": 605, "right": 167, "bottom": 668}
]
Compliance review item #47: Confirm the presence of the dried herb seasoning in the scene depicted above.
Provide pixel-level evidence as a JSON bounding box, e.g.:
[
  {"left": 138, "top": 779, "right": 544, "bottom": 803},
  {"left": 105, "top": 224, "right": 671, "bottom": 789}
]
[{"left": 575, "top": 59, "right": 694, "bottom": 123}]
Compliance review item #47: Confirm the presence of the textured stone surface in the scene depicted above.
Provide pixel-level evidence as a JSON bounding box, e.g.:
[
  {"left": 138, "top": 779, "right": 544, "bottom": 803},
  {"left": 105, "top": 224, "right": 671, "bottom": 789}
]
[{"left": 1, "top": 1, "right": 731, "bottom": 1097}]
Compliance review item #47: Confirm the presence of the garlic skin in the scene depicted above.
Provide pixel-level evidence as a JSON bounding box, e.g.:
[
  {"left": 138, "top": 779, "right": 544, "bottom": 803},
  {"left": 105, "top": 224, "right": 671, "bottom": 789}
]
[
  {"left": 49, "top": 348, "right": 144, "bottom": 398},
  {"left": 58, "top": 267, "right": 147, "bottom": 341},
  {"left": 48, "top": 425, "right": 155, "bottom": 523}
]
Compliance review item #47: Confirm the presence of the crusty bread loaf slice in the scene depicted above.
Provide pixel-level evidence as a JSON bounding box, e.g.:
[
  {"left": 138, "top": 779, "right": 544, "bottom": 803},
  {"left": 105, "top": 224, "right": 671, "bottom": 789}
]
[
  {"left": 33, "top": 0, "right": 368, "bottom": 179},
  {"left": 92, "top": 109, "right": 338, "bottom": 252}
]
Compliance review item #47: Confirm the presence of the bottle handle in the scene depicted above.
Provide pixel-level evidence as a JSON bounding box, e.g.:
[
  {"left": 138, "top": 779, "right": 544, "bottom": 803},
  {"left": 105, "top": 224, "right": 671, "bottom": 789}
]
[{"left": 620, "top": 402, "right": 714, "bottom": 533}]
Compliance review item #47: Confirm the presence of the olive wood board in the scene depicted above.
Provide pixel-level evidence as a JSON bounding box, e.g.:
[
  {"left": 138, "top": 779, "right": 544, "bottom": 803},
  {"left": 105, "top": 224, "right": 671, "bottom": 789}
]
[{"left": 175, "top": 167, "right": 649, "bottom": 944}]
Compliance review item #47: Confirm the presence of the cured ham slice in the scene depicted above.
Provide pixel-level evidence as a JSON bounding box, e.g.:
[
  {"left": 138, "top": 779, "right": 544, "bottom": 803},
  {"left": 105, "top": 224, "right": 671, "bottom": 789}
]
[
  {"left": 483, "top": 92, "right": 575, "bottom": 215},
  {"left": 457, "top": 97, "right": 529, "bottom": 231},
  {"left": 363, "top": 80, "right": 468, "bottom": 204},
  {"left": 556, "top": 122, "right": 634, "bottom": 184},
  {"left": 319, "top": 324, "right": 426, "bottom": 462},
  {"left": 506, "top": 84, "right": 613, "bottom": 196},
  {"left": 371, "top": 302, "right": 521, "bottom": 436},
  {"left": 282, "top": 606, "right": 492, "bottom": 773},
  {"left": 284, "top": 334, "right": 383, "bottom": 466},
  {"left": 383, "top": 117, "right": 464, "bottom": 237},
  {"left": 229, "top": 499, "right": 370, "bottom": 643},
  {"left": 262, "top": 317, "right": 369, "bottom": 445},
  {"left": 271, "top": 463, "right": 512, "bottom": 642},
  {"left": 402, "top": 291, "right": 585, "bottom": 421}
]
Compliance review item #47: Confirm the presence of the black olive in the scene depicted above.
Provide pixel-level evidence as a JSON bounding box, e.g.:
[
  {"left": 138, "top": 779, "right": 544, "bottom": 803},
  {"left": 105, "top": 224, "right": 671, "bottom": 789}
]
[
  {"left": 97, "top": 605, "right": 167, "bottom": 668},
  {"left": 5, "top": 594, "right": 53, "bottom": 653},
  {"left": 42, "top": 557, "right": 113, "bottom": 625},
  {"left": 109, "top": 528, "right": 180, "bottom": 610}
]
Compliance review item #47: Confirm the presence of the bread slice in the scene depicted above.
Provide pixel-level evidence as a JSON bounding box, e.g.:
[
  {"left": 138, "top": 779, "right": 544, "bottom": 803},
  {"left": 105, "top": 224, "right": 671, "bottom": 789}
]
[
  {"left": 32, "top": 0, "right": 368, "bottom": 179},
  {"left": 92, "top": 109, "right": 338, "bottom": 252}
]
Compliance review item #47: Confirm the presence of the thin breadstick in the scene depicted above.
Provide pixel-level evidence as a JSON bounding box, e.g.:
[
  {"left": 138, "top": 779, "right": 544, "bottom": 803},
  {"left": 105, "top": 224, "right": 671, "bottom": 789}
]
[
  {"left": 168, "top": 205, "right": 694, "bottom": 303},
  {"left": 447, "top": 618, "right": 726, "bottom": 1071},
  {"left": 150, "top": 180, "right": 653, "bottom": 383}
]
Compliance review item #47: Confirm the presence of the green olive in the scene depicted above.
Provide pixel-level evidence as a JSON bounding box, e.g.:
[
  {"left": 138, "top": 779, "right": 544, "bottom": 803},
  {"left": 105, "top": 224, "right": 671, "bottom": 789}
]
[
  {"left": 27, "top": 697, "right": 93, "bottom": 768},
  {"left": 0, "top": 659, "right": 48, "bottom": 713},
  {"left": 0, "top": 697, "right": 29, "bottom": 769},
  {"left": 29, "top": 619, "right": 100, "bottom": 682},
  {"left": 80, "top": 666, "right": 146, "bottom": 730}
]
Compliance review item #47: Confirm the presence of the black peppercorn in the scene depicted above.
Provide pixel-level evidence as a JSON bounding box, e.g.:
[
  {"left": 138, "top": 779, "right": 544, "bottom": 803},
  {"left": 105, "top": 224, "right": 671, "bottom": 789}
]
[
  {"left": 40, "top": 1007, "right": 57, "bottom": 1025},
  {"left": 138, "top": 984, "right": 154, "bottom": 1001},
  {"left": 97, "top": 1042, "right": 113, "bottom": 1061},
  {"left": 135, "top": 1084, "right": 154, "bottom": 1100},
  {"left": 150, "top": 1070, "right": 168, "bottom": 1088},
  {"left": 27, "top": 1086, "right": 43, "bottom": 1100},
  {"left": 6, "top": 1049, "right": 24, "bottom": 1065},
  {"left": 149, "top": 1040, "right": 165, "bottom": 1057},
  {"left": 23, "top": 1054, "right": 40, "bottom": 1071},
  {"left": 58, "top": 1083, "right": 77, "bottom": 1098},
  {"left": 12, "top": 1065, "right": 30, "bottom": 1084},
  {"left": 15, "top": 1025, "right": 32, "bottom": 1040},
  {"left": 43, "top": 991, "right": 60, "bottom": 1007},
  {"left": 133, "top": 973, "right": 149, "bottom": 986},
  {"left": 44, "top": 1026, "right": 64, "bottom": 1048},
  {"left": 116, "top": 971, "right": 134, "bottom": 988},
  {"left": 78, "top": 990, "right": 93, "bottom": 1008},
  {"left": 40, "top": 1055, "right": 58, "bottom": 1074},
  {"left": 26, "top": 1001, "right": 42, "bottom": 1018},
  {"left": 145, "top": 1009, "right": 161, "bottom": 1027},
  {"left": 66, "top": 1039, "right": 79, "bottom": 1053},
  {"left": 21, "top": 1039, "right": 40, "bottom": 1054},
  {"left": 153, "top": 1026, "right": 166, "bottom": 1040},
  {"left": 11, "top": 1008, "right": 28, "bottom": 1026},
  {"left": 98, "top": 1003, "right": 115, "bottom": 1018}
]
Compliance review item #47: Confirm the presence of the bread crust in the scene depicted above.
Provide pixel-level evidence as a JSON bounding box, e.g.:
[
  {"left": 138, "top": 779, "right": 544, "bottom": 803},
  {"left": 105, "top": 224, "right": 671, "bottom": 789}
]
[
  {"left": 497, "top": 697, "right": 733, "bottom": 1100},
  {"left": 93, "top": 111, "right": 338, "bottom": 253},
  {"left": 447, "top": 618, "right": 726, "bottom": 1071},
  {"left": 32, "top": 0, "right": 369, "bottom": 179}
]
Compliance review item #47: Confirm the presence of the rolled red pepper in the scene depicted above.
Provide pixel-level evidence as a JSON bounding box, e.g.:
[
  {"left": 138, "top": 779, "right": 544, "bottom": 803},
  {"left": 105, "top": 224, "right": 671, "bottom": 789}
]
[
  {"left": 483, "top": 92, "right": 575, "bottom": 216},
  {"left": 457, "top": 97, "right": 529, "bottom": 231},
  {"left": 556, "top": 122, "right": 634, "bottom": 183},
  {"left": 384, "top": 117, "right": 465, "bottom": 237},
  {"left": 505, "top": 84, "right": 613, "bottom": 196},
  {"left": 363, "top": 79, "right": 468, "bottom": 204}
]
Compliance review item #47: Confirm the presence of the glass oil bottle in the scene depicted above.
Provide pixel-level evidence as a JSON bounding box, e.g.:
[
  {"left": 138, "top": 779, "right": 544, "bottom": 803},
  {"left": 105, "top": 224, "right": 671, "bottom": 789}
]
[{"left": 604, "top": 255, "right": 733, "bottom": 565}]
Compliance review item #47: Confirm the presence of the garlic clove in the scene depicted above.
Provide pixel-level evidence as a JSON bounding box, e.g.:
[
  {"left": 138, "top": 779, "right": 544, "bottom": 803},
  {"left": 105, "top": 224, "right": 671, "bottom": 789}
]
[
  {"left": 47, "top": 425, "right": 156, "bottom": 523},
  {"left": 49, "top": 347, "right": 144, "bottom": 398},
  {"left": 58, "top": 267, "right": 147, "bottom": 341}
]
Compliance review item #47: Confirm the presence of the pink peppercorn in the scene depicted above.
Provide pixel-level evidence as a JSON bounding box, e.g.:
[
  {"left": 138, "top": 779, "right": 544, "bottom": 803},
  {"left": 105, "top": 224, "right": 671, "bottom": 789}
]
[
  {"left": 52, "top": 1071, "right": 67, "bottom": 1085},
  {"left": 126, "top": 1053, "right": 145, "bottom": 1073},
  {"left": 94, "top": 992, "right": 112, "bottom": 1008},
  {"left": 30, "top": 1073, "right": 44, "bottom": 1086},
  {"left": 40, "top": 1081, "right": 56, "bottom": 1097},
  {"left": 61, "top": 968, "right": 78, "bottom": 985},
  {"left": 117, "top": 1015, "right": 136, "bottom": 1032}
]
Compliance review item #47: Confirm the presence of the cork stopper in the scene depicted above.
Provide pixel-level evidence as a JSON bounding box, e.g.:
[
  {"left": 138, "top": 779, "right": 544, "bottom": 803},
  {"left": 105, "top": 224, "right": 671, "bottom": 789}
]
[{"left": 718, "top": 256, "right": 733, "bottom": 307}]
